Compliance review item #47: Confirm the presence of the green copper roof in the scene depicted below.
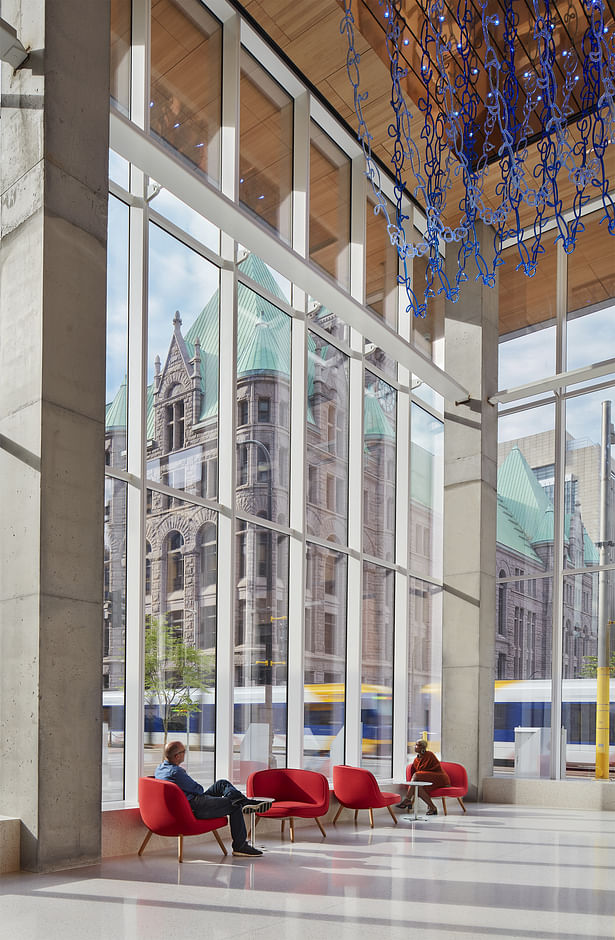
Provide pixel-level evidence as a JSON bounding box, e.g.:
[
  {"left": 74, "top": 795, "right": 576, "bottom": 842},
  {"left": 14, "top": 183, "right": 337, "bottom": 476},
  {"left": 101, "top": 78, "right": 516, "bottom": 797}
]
[
  {"left": 364, "top": 388, "right": 395, "bottom": 440},
  {"left": 236, "top": 285, "right": 290, "bottom": 377},
  {"left": 497, "top": 495, "right": 543, "bottom": 562},
  {"left": 497, "top": 445, "right": 599, "bottom": 565},
  {"left": 185, "top": 289, "right": 220, "bottom": 423},
  {"left": 498, "top": 446, "right": 553, "bottom": 544},
  {"left": 106, "top": 377, "right": 127, "bottom": 429},
  {"left": 584, "top": 530, "right": 599, "bottom": 565}
]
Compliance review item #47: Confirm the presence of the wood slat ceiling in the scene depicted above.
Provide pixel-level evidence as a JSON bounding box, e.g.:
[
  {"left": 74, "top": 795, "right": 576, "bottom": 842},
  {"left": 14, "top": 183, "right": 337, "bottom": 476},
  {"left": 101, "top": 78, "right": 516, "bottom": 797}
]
[{"left": 243, "top": 0, "right": 615, "bottom": 231}]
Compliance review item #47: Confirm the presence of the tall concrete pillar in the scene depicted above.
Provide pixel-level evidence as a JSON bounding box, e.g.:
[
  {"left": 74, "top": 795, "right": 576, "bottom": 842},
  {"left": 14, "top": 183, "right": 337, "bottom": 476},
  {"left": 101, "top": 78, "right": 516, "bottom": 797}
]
[
  {"left": 442, "top": 228, "right": 498, "bottom": 800},
  {"left": 0, "top": 0, "right": 109, "bottom": 870}
]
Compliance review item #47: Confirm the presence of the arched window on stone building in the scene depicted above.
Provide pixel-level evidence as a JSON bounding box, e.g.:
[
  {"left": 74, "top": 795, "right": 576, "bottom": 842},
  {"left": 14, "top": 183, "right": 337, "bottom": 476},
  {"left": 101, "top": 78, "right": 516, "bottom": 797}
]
[
  {"left": 497, "top": 571, "right": 506, "bottom": 636},
  {"left": 165, "top": 384, "right": 185, "bottom": 453},
  {"left": 145, "top": 541, "right": 152, "bottom": 596},
  {"left": 199, "top": 522, "right": 217, "bottom": 590},
  {"left": 166, "top": 531, "right": 184, "bottom": 594}
]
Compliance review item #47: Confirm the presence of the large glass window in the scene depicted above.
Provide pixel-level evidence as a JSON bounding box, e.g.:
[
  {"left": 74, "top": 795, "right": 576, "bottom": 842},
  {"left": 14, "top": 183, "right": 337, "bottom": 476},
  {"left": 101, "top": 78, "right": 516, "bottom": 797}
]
[
  {"left": 306, "top": 334, "right": 349, "bottom": 542},
  {"left": 239, "top": 50, "right": 293, "bottom": 243},
  {"left": 410, "top": 405, "right": 443, "bottom": 580},
  {"left": 233, "top": 522, "right": 289, "bottom": 783},
  {"left": 150, "top": 0, "right": 222, "bottom": 185},
  {"left": 147, "top": 223, "right": 220, "bottom": 499},
  {"left": 110, "top": 0, "right": 131, "bottom": 116},
  {"left": 365, "top": 193, "right": 398, "bottom": 325},
  {"left": 106, "top": 195, "right": 129, "bottom": 471},
  {"left": 498, "top": 236, "right": 557, "bottom": 390},
  {"left": 235, "top": 283, "right": 291, "bottom": 526},
  {"left": 495, "top": 406, "right": 556, "bottom": 776},
  {"left": 408, "top": 580, "right": 442, "bottom": 751},
  {"left": 104, "top": 4, "right": 454, "bottom": 805},
  {"left": 304, "top": 543, "right": 347, "bottom": 773},
  {"left": 102, "top": 478, "right": 127, "bottom": 801},
  {"left": 143, "top": 490, "right": 217, "bottom": 786},
  {"left": 361, "top": 563, "right": 394, "bottom": 775},
  {"left": 363, "top": 372, "right": 397, "bottom": 561},
  {"left": 309, "top": 122, "right": 350, "bottom": 290}
]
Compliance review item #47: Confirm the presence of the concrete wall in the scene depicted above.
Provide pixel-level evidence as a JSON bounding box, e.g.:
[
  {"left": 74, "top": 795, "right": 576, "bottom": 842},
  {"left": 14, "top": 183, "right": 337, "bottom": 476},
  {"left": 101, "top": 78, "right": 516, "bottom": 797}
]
[{"left": 0, "top": 0, "right": 109, "bottom": 871}]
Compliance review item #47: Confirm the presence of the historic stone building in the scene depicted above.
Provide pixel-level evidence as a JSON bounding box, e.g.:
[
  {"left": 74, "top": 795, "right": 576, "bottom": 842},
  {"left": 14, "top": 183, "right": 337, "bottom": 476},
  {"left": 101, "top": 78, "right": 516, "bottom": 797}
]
[
  {"left": 104, "top": 253, "right": 398, "bottom": 696},
  {"left": 495, "top": 446, "right": 598, "bottom": 680}
]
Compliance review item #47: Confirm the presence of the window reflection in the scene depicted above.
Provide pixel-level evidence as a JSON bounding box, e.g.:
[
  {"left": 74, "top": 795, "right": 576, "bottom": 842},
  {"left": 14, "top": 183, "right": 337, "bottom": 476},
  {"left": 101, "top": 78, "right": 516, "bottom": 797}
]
[
  {"left": 304, "top": 543, "right": 347, "bottom": 774},
  {"left": 233, "top": 523, "right": 289, "bottom": 784},
  {"left": 150, "top": 0, "right": 221, "bottom": 185},
  {"left": 235, "top": 279, "right": 291, "bottom": 525},
  {"left": 106, "top": 195, "right": 129, "bottom": 471},
  {"left": 495, "top": 406, "right": 556, "bottom": 776},
  {"left": 498, "top": 236, "right": 557, "bottom": 389},
  {"left": 365, "top": 192, "right": 398, "bottom": 379},
  {"left": 239, "top": 49, "right": 293, "bottom": 243},
  {"left": 361, "top": 563, "right": 394, "bottom": 776},
  {"left": 408, "top": 580, "right": 442, "bottom": 751},
  {"left": 410, "top": 405, "right": 443, "bottom": 581},
  {"left": 309, "top": 122, "right": 350, "bottom": 290},
  {"left": 363, "top": 372, "right": 396, "bottom": 561},
  {"left": 143, "top": 490, "right": 217, "bottom": 786},
  {"left": 306, "top": 334, "right": 349, "bottom": 541},
  {"left": 102, "top": 479, "right": 127, "bottom": 801},
  {"left": 110, "top": 0, "right": 131, "bottom": 115}
]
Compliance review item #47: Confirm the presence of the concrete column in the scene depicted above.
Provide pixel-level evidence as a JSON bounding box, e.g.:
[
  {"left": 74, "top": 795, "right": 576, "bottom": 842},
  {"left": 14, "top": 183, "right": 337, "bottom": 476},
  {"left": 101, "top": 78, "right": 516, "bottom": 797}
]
[
  {"left": 0, "top": 0, "right": 109, "bottom": 870},
  {"left": 442, "top": 227, "right": 498, "bottom": 800}
]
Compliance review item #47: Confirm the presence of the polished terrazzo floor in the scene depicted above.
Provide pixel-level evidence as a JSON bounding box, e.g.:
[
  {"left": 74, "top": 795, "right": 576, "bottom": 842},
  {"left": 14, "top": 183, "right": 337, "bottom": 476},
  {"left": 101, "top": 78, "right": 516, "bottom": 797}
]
[{"left": 1, "top": 804, "right": 614, "bottom": 939}]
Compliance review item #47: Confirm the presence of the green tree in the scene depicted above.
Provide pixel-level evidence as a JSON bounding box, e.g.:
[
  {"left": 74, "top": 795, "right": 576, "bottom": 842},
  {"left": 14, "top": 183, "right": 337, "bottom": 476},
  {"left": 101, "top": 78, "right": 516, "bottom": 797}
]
[
  {"left": 579, "top": 653, "right": 615, "bottom": 677},
  {"left": 144, "top": 616, "right": 214, "bottom": 752}
]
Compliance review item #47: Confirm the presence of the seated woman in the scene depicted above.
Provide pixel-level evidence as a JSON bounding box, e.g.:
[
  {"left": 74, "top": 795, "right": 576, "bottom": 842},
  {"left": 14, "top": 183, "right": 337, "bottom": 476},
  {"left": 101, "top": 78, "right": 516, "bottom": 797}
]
[{"left": 397, "top": 739, "right": 450, "bottom": 815}]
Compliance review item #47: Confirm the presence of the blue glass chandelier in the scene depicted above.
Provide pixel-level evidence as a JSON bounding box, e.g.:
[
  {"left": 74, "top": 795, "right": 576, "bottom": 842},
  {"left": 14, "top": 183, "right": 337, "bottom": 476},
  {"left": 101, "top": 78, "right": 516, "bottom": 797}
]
[{"left": 342, "top": 0, "right": 615, "bottom": 317}]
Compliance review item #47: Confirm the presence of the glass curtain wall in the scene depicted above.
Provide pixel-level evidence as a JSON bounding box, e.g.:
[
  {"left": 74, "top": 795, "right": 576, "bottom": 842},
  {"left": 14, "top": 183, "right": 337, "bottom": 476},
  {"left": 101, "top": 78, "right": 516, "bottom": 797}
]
[
  {"left": 104, "top": 0, "right": 446, "bottom": 803},
  {"left": 103, "top": 193, "right": 129, "bottom": 800},
  {"left": 496, "top": 207, "right": 615, "bottom": 779}
]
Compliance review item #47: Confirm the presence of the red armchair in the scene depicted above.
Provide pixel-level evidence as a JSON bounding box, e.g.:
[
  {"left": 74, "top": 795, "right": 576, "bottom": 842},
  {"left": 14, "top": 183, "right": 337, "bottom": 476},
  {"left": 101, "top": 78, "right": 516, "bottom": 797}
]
[
  {"left": 247, "top": 768, "right": 329, "bottom": 842},
  {"left": 332, "top": 765, "right": 398, "bottom": 828},
  {"left": 406, "top": 761, "right": 468, "bottom": 815},
  {"left": 138, "top": 776, "right": 228, "bottom": 862}
]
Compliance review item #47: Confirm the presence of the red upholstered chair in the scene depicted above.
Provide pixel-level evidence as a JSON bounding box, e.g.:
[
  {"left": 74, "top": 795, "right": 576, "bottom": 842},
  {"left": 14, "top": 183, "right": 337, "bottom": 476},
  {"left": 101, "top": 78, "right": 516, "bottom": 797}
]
[
  {"left": 246, "top": 768, "right": 329, "bottom": 842},
  {"left": 137, "top": 776, "right": 228, "bottom": 862},
  {"left": 332, "top": 765, "right": 398, "bottom": 828},
  {"left": 406, "top": 761, "right": 468, "bottom": 815}
]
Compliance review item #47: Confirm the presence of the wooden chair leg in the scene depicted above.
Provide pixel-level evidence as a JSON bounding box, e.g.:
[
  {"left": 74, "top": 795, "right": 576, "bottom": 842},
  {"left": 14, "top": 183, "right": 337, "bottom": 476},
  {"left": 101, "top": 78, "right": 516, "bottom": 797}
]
[
  {"left": 138, "top": 829, "right": 153, "bottom": 857},
  {"left": 213, "top": 828, "right": 228, "bottom": 856},
  {"left": 441, "top": 797, "right": 448, "bottom": 816},
  {"left": 458, "top": 797, "right": 467, "bottom": 813},
  {"left": 281, "top": 818, "right": 285, "bottom": 834},
  {"left": 368, "top": 808, "right": 374, "bottom": 828},
  {"left": 315, "top": 816, "right": 327, "bottom": 837},
  {"left": 354, "top": 809, "right": 359, "bottom": 823},
  {"left": 387, "top": 804, "right": 398, "bottom": 824},
  {"left": 178, "top": 834, "right": 183, "bottom": 863},
  {"left": 333, "top": 805, "right": 344, "bottom": 824},
  {"left": 289, "top": 817, "right": 295, "bottom": 842}
]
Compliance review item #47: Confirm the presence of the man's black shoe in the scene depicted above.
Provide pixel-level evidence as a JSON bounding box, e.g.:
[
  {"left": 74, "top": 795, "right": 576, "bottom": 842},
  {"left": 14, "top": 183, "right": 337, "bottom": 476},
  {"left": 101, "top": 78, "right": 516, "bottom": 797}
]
[{"left": 232, "top": 843, "right": 263, "bottom": 857}]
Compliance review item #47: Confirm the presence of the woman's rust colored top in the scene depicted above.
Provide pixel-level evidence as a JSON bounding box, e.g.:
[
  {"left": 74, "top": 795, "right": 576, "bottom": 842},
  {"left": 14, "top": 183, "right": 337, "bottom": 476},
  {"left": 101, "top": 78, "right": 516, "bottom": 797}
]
[{"left": 410, "top": 750, "right": 450, "bottom": 788}]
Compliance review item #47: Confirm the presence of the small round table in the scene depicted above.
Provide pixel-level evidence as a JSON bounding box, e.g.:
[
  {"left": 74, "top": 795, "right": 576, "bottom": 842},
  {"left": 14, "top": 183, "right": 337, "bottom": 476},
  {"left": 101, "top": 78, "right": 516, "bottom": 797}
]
[
  {"left": 242, "top": 799, "right": 274, "bottom": 847},
  {"left": 400, "top": 779, "right": 432, "bottom": 822}
]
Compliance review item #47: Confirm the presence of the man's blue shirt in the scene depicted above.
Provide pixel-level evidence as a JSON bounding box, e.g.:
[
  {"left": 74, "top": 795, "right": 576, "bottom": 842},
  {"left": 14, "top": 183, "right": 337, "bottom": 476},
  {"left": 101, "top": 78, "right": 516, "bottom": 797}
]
[{"left": 154, "top": 760, "right": 204, "bottom": 800}]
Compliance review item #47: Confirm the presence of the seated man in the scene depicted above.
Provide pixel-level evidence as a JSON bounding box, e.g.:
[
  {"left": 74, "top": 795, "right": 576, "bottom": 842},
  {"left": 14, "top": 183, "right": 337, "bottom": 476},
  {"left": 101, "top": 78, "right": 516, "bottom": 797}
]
[
  {"left": 155, "top": 740, "right": 271, "bottom": 857},
  {"left": 397, "top": 739, "right": 450, "bottom": 816}
]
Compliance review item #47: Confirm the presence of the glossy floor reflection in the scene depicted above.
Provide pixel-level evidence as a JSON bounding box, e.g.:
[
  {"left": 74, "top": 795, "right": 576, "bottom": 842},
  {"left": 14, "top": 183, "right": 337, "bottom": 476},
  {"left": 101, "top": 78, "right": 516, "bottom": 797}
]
[{"left": 2, "top": 804, "right": 615, "bottom": 939}]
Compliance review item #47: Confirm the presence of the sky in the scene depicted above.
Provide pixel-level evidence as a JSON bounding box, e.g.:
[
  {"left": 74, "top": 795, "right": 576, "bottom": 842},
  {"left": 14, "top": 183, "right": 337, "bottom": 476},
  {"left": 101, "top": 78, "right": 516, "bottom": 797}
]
[{"left": 498, "top": 304, "right": 615, "bottom": 446}]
